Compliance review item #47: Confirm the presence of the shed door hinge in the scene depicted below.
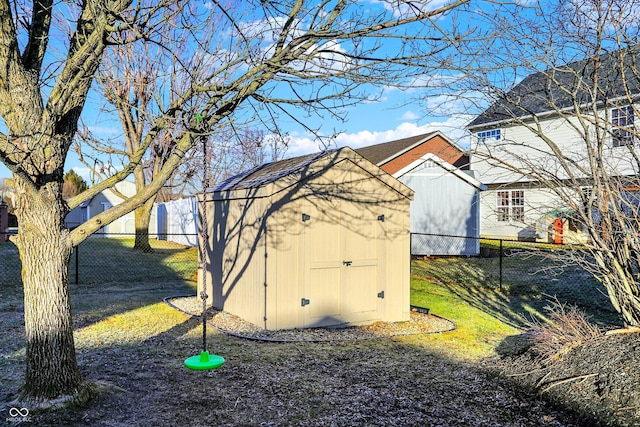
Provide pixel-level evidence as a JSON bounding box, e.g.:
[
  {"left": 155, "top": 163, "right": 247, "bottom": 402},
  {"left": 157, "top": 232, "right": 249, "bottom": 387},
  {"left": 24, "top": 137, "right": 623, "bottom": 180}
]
[
  {"left": 377, "top": 291, "right": 385, "bottom": 299},
  {"left": 301, "top": 298, "right": 310, "bottom": 307}
]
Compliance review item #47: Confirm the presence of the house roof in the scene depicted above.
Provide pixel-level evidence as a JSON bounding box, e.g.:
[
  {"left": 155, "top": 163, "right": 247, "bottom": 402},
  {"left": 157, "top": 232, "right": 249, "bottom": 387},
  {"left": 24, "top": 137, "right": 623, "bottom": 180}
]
[
  {"left": 355, "top": 133, "right": 438, "bottom": 165},
  {"left": 354, "top": 131, "right": 467, "bottom": 171},
  {"left": 392, "top": 153, "right": 487, "bottom": 191},
  {"left": 209, "top": 147, "right": 414, "bottom": 200},
  {"left": 468, "top": 46, "right": 640, "bottom": 129}
]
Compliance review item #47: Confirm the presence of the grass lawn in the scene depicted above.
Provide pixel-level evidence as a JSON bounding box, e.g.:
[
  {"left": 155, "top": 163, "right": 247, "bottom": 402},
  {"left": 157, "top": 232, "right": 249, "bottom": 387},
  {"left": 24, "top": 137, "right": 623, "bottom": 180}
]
[
  {"left": 407, "top": 275, "right": 520, "bottom": 360},
  {"left": 405, "top": 253, "right": 622, "bottom": 360},
  {"left": 0, "top": 238, "right": 623, "bottom": 425},
  {"left": 0, "top": 238, "right": 198, "bottom": 398}
]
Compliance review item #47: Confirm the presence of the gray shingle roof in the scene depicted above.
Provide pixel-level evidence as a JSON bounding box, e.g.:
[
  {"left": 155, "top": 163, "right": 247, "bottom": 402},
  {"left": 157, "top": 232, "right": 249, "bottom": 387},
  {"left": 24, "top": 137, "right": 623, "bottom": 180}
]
[
  {"left": 468, "top": 46, "right": 640, "bottom": 129},
  {"left": 354, "top": 133, "right": 437, "bottom": 165},
  {"left": 211, "top": 149, "right": 337, "bottom": 192}
]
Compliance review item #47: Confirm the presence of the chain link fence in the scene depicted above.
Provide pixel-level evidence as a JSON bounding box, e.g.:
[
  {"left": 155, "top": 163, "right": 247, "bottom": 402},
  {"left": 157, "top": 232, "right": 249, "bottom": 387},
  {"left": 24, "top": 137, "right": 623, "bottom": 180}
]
[
  {"left": 0, "top": 234, "right": 199, "bottom": 287},
  {"left": 409, "top": 232, "right": 605, "bottom": 307},
  {"left": 0, "top": 231, "right": 600, "bottom": 302}
]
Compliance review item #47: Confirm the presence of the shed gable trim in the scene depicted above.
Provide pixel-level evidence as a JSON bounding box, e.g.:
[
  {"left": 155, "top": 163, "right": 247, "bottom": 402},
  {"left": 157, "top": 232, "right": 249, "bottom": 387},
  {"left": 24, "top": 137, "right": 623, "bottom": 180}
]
[{"left": 393, "top": 153, "right": 487, "bottom": 191}]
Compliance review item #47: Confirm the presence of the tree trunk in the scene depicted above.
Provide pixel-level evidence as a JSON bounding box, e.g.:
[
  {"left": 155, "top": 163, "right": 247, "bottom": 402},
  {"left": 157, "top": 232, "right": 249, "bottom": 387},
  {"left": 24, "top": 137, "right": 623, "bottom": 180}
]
[
  {"left": 133, "top": 196, "right": 156, "bottom": 252},
  {"left": 13, "top": 179, "right": 84, "bottom": 405},
  {"left": 595, "top": 252, "right": 640, "bottom": 327}
]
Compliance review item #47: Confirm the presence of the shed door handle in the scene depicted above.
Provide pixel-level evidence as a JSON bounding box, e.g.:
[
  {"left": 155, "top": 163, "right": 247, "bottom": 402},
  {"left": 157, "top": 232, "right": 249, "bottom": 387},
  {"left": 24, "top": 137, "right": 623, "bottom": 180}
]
[{"left": 343, "top": 260, "right": 352, "bottom": 266}]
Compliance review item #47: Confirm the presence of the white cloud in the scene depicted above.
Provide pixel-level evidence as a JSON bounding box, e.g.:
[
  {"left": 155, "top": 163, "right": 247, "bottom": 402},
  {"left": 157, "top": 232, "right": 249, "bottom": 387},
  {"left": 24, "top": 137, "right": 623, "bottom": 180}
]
[
  {"left": 400, "top": 110, "right": 420, "bottom": 120},
  {"left": 72, "top": 166, "right": 93, "bottom": 183},
  {"left": 87, "top": 125, "right": 121, "bottom": 136},
  {"left": 285, "top": 114, "right": 474, "bottom": 158},
  {"left": 369, "top": 0, "right": 455, "bottom": 19}
]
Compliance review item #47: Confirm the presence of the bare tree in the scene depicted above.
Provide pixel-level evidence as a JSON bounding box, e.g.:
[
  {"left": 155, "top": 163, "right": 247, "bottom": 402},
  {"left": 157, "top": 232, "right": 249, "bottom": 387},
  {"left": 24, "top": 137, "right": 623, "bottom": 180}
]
[
  {"left": 0, "top": 0, "right": 472, "bottom": 407},
  {"left": 460, "top": 0, "right": 640, "bottom": 327},
  {"left": 75, "top": 27, "right": 208, "bottom": 252}
]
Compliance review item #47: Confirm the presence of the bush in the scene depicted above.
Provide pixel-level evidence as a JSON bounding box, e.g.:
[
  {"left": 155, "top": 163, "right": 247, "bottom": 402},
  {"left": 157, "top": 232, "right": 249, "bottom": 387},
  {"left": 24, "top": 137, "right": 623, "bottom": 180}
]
[{"left": 527, "top": 296, "right": 602, "bottom": 363}]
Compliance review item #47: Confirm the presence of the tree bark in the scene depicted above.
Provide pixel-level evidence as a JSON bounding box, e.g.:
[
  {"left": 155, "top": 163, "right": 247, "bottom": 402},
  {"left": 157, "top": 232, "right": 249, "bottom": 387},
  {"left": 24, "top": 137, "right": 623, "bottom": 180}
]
[
  {"left": 133, "top": 196, "right": 156, "bottom": 252},
  {"left": 13, "top": 178, "right": 84, "bottom": 404},
  {"left": 595, "top": 251, "right": 640, "bottom": 327}
]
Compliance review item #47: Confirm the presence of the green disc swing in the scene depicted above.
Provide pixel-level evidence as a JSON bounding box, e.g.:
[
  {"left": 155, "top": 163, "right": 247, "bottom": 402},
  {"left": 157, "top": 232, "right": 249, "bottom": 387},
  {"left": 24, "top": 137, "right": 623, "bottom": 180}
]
[
  {"left": 184, "top": 291, "right": 225, "bottom": 370},
  {"left": 184, "top": 112, "right": 225, "bottom": 371}
]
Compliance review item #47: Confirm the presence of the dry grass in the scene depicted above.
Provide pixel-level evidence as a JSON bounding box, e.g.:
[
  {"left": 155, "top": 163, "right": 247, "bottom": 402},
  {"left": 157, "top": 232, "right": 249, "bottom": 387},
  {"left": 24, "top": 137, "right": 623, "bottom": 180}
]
[
  {"left": 0, "top": 239, "right": 626, "bottom": 426},
  {"left": 527, "top": 297, "right": 603, "bottom": 363}
]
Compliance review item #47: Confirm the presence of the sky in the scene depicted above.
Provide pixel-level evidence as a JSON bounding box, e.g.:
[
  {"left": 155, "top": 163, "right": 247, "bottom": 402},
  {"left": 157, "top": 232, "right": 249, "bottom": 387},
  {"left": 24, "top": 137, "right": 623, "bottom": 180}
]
[
  {"left": 0, "top": 101, "right": 472, "bottom": 182},
  {"left": 0, "top": 0, "right": 478, "bottom": 184}
]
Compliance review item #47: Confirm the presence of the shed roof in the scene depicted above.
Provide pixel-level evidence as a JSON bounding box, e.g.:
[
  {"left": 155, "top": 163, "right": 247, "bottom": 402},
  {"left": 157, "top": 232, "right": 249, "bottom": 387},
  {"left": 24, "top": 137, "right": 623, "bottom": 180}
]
[
  {"left": 213, "top": 150, "right": 329, "bottom": 192},
  {"left": 468, "top": 46, "right": 640, "bottom": 129},
  {"left": 209, "top": 147, "right": 413, "bottom": 200}
]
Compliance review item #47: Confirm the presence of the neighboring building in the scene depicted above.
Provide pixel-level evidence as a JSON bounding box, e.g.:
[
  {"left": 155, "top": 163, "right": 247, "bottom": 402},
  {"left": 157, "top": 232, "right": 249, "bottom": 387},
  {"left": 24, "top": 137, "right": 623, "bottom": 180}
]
[
  {"left": 199, "top": 147, "right": 413, "bottom": 330},
  {"left": 356, "top": 132, "right": 485, "bottom": 256},
  {"left": 468, "top": 48, "right": 640, "bottom": 242},
  {"left": 157, "top": 197, "right": 199, "bottom": 246},
  {"left": 65, "top": 180, "right": 158, "bottom": 237}
]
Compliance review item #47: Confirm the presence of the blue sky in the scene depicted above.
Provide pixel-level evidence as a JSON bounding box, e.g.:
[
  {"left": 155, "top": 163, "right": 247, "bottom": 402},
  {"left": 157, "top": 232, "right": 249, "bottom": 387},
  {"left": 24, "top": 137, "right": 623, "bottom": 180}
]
[
  {"left": 0, "top": 0, "right": 479, "bottom": 183},
  {"left": 0, "top": 90, "right": 473, "bottom": 182}
]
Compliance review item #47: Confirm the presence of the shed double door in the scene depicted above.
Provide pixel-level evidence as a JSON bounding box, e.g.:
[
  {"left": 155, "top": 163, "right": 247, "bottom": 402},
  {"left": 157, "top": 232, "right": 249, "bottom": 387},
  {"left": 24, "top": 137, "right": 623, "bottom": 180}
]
[{"left": 302, "top": 201, "right": 381, "bottom": 328}]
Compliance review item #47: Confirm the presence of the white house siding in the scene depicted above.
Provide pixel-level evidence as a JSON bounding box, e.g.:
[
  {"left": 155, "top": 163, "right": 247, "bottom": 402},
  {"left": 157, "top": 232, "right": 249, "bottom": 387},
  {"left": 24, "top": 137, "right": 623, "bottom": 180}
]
[
  {"left": 478, "top": 185, "right": 561, "bottom": 240},
  {"left": 157, "top": 197, "right": 198, "bottom": 246},
  {"left": 64, "top": 180, "right": 158, "bottom": 237},
  {"left": 471, "top": 114, "right": 628, "bottom": 240},
  {"left": 472, "top": 116, "right": 593, "bottom": 185},
  {"left": 399, "top": 160, "right": 481, "bottom": 255}
]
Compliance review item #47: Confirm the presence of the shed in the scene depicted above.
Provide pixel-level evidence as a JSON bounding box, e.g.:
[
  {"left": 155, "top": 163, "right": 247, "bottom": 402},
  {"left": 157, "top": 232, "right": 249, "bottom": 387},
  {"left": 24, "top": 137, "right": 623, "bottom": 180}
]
[
  {"left": 356, "top": 132, "right": 486, "bottom": 256},
  {"left": 394, "top": 153, "right": 486, "bottom": 256},
  {"left": 198, "top": 147, "right": 414, "bottom": 330}
]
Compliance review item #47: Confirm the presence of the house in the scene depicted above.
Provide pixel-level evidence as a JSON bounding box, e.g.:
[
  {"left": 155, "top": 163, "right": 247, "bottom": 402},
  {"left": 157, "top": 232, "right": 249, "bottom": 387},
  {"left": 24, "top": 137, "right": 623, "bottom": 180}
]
[
  {"left": 356, "top": 132, "right": 486, "bottom": 256},
  {"left": 65, "top": 180, "right": 159, "bottom": 237},
  {"left": 198, "top": 147, "right": 413, "bottom": 330},
  {"left": 467, "top": 47, "right": 640, "bottom": 242}
]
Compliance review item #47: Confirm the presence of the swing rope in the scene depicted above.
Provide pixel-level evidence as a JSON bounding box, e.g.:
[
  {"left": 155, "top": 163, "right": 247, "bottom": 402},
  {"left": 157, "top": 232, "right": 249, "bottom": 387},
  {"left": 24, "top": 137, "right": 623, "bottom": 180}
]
[
  {"left": 200, "top": 290, "right": 207, "bottom": 352},
  {"left": 199, "top": 113, "right": 210, "bottom": 352},
  {"left": 183, "top": 113, "right": 225, "bottom": 370}
]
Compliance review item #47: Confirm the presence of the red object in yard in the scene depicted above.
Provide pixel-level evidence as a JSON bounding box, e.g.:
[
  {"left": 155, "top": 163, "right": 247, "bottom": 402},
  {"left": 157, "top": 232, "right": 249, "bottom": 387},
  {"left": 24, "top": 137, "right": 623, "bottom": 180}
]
[{"left": 553, "top": 218, "right": 563, "bottom": 244}]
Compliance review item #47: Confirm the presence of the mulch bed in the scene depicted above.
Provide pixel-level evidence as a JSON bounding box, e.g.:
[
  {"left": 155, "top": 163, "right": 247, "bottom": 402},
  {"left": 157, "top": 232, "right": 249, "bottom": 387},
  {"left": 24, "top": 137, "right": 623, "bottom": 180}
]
[
  {"left": 484, "top": 332, "right": 640, "bottom": 427},
  {"left": 165, "top": 296, "right": 456, "bottom": 342}
]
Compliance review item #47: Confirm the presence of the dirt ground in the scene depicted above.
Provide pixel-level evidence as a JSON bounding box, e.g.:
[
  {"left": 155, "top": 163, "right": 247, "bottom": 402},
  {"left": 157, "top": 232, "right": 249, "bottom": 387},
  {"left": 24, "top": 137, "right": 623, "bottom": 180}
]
[
  {"left": 2, "top": 298, "right": 638, "bottom": 426},
  {"left": 10, "top": 319, "right": 635, "bottom": 426}
]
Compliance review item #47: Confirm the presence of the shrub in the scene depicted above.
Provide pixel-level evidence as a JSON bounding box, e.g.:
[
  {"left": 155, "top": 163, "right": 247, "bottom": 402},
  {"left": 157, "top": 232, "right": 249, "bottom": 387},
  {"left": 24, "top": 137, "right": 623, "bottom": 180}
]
[{"left": 527, "top": 296, "right": 602, "bottom": 363}]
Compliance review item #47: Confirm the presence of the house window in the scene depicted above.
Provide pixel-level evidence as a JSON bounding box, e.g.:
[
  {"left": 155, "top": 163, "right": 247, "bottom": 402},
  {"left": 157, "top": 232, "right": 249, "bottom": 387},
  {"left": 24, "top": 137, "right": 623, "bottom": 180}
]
[
  {"left": 477, "top": 129, "right": 502, "bottom": 144},
  {"left": 496, "top": 190, "right": 525, "bottom": 222},
  {"left": 612, "top": 106, "right": 636, "bottom": 147}
]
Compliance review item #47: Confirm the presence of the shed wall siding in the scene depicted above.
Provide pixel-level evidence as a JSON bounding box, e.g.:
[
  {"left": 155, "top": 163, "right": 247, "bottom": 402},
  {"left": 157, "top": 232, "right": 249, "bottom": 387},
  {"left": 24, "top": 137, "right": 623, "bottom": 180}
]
[
  {"left": 205, "top": 153, "right": 411, "bottom": 330},
  {"left": 400, "top": 162, "right": 480, "bottom": 255},
  {"left": 208, "top": 194, "right": 269, "bottom": 327}
]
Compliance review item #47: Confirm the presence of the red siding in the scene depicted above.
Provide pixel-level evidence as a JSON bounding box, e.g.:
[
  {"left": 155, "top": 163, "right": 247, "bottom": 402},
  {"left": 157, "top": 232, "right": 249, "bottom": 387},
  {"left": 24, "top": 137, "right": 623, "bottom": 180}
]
[{"left": 380, "top": 135, "right": 468, "bottom": 174}]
